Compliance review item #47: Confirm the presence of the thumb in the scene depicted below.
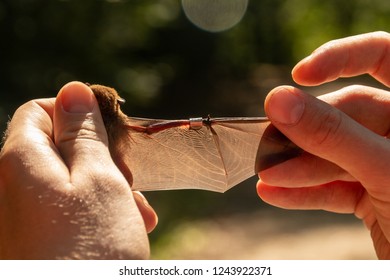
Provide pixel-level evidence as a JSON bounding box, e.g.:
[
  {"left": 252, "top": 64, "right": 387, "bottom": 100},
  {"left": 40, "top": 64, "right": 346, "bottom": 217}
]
[
  {"left": 53, "top": 81, "right": 111, "bottom": 172},
  {"left": 54, "top": 81, "right": 158, "bottom": 231},
  {"left": 264, "top": 86, "right": 390, "bottom": 192}
]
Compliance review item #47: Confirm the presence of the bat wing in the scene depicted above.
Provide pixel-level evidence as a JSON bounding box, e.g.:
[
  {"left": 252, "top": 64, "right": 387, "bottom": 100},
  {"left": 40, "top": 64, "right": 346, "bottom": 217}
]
[
  {"left": 206, "top": 118, "right": 268, "bottom": 191},
  {"left": 119, "top": 117, "right": 300, "bottom": 193}
]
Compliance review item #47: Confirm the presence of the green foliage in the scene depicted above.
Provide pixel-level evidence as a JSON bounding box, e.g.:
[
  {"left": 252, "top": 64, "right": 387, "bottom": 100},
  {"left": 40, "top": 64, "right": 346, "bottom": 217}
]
[
  {"left": 279, "top": 0, "right": 390, "bottom": 59},
  {"left": 2, "top": 0, "right": 390, "bottom": 122}
]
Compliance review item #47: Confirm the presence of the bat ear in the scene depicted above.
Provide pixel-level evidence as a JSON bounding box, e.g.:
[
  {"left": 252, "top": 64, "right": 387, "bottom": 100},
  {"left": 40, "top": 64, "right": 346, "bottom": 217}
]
[{"left": 117, "top": 97, "right": 126, "bottom": 105}]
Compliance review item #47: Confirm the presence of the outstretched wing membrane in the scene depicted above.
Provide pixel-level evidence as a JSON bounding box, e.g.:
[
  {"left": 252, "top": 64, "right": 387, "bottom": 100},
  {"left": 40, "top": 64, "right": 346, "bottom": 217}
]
[{"left": 118, "top": 117, "right": 300, "bottom": 193}]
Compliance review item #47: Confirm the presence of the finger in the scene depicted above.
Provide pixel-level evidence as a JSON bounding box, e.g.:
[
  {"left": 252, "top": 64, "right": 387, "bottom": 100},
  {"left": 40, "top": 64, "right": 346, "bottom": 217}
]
[
  {"left": 53, "top": 81, "right": 112, "bottom": 176},
  {"left": 261, "top": 85, "right": 390, "bottom": 186},
  {"left": 292, "top": 31, "right": 390, "bottom": 87},
  {"left": 53, "top": 82, "right": 141, "bottom": 200},
  {"left": 133, "top": 192, "right": 158, "bottom": 233},
  {"left": 1, "top": 98, "right": 69, "bottom": 187},
  {"left": 53, "top": 81, "right": 135, "bottom": 195},
  {"left": 3, "top": 98, "right": 55, "bottom": 148},
  {"left": 318, "top": 85, "right": 390, "bottom": 137},
  {"left": 53, "top": 82, "right": 154, "bottom": 229},
  {"left": 257, "top": 180, "right": 366, "bottom": 214},
  {"left": 264, "top": 86, "right": 390, "bottom": 196},
  {"left": 260, "top": 151, "right": 354, "bottom": 187},
  {"left": 257, "top": 180, "right": 377, "bottom": 229}
]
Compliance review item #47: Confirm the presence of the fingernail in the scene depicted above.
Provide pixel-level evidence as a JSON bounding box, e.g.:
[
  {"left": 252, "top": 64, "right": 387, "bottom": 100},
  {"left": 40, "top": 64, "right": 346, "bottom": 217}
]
[
  {"left": 267, "top": 88, "right": 304, "bottom": 125},
  {"left": 133, "top": 191, "right": 158, "bottom": 233},
  {"left": 60, "top": 82, "right": 95, "bottom": 113},
  {"left": 133, "top": 191, "right": 153, "bottom": 210}
]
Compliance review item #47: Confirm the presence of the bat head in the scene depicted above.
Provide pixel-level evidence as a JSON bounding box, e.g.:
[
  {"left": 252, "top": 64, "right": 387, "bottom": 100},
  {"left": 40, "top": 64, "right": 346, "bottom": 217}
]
[
  {"left": 87, "top": 84, "right": 133, "bottom": 184},
  {"left": 88, "top": 84, "right": 127, "bottom": 128}
]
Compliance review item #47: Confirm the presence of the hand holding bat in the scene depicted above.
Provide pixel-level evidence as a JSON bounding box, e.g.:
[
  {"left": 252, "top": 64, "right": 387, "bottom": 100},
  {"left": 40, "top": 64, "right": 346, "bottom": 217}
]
[
  {"left": 0, "top": 82, "right": 157, "bottom": 259},
  {"left": 258, "top": 31, "right": 390, "bottom": 259}
]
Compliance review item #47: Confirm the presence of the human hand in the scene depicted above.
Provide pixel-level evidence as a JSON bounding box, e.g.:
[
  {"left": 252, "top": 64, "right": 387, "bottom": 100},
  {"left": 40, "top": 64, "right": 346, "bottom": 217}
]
[
  {"left": 0, "top": 82, "right": 158, "bottom": 259},
  {"left": 257, "top": 31, "right": 390, "bottom": 259}
]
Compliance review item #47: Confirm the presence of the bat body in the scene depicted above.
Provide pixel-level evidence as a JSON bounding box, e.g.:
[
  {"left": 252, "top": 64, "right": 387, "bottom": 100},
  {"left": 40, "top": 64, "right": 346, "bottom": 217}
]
[{"left": 91, "top": 84, "right": 301, "bottom": 193}]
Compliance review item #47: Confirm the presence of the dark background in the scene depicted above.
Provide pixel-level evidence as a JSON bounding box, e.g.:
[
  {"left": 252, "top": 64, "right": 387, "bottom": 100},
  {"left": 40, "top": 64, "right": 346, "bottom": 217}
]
[{"left": 1, "top": 0, "right": 389, "bottom": 258}]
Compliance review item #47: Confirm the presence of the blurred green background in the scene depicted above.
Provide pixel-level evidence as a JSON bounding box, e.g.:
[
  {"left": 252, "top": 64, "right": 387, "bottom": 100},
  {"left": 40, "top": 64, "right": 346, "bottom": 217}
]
[{"left": 1, "top": 0, "right": 389, "bottom": 259}]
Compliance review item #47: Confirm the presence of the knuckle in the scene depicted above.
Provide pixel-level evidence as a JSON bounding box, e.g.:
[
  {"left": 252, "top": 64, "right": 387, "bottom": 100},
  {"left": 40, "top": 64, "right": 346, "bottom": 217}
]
[
  {"left": 56, "top": 117, "right": 106, "bottom": 146},
  {"left": 336, "top": 85, "right": 370, "bottom": 104},
  {"left": 308, "top": 108, "right": 344, "bottom": 149},
  {"left": 372, "top": 30, "right": 390, "bottom": 40},
  {"left": 319, "top": 85, "right": 364, "bottom": 104},
  {"left": 340, "top": 84, "right": 366, "bottom": 95}
]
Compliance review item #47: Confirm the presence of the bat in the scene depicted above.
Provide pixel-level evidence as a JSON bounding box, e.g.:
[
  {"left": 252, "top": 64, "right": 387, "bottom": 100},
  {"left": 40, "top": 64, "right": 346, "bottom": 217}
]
[{"left": 90, "top": 84, "right": 302, "bottom": 193}]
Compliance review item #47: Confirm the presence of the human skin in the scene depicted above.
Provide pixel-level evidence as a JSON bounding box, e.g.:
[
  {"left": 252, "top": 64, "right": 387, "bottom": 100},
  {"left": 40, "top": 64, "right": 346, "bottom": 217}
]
[
  {"left": 0, "top": 82, "right": 158, "bottom": 259},
  {"left": 257, "top": 31, "right": 390, "bottom": 259}
]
